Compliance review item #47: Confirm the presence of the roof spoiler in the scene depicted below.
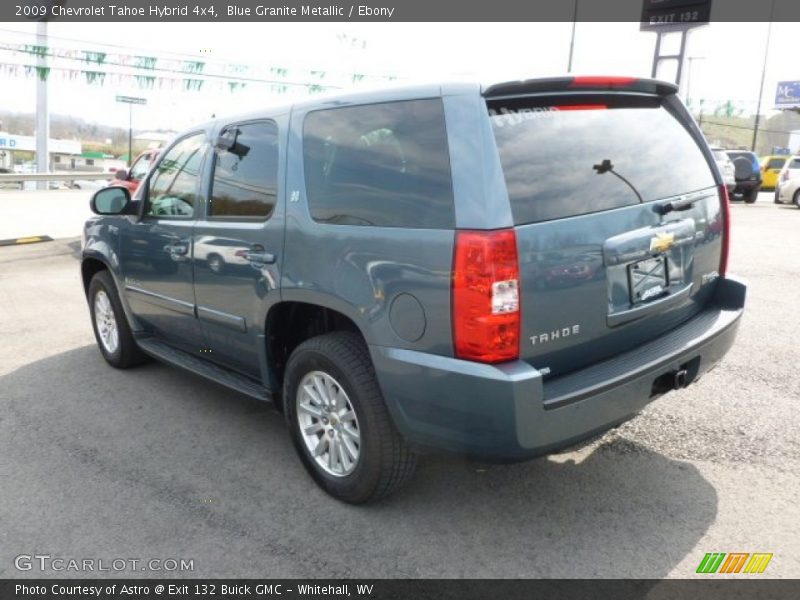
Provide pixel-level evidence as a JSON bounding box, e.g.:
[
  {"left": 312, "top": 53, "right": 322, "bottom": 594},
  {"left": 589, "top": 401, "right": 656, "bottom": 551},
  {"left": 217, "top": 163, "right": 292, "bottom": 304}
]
[{"left": 483, "top": 76, "right": 679, "bottom": 99}]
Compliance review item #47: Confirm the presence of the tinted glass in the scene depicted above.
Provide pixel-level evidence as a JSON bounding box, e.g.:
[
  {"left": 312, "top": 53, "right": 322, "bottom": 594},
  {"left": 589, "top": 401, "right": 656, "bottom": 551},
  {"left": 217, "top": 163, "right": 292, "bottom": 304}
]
[
  {"left": 489, "top": 96, "right": 717, "bottom": 224},
  {"left": 210, "top": 121, "right": 278, "bottom": 219},
  {"left": 146, "top": 134, "right": 205, "bottom": 218},
  {"left": 303, "top": 99, "right": 454, "bottom": 228},
  {"left": 790, "top": 159, "right": 800, "bottom": 169},
  {"left": 767, "top": 158, "right": 787, "bottom": 169}
]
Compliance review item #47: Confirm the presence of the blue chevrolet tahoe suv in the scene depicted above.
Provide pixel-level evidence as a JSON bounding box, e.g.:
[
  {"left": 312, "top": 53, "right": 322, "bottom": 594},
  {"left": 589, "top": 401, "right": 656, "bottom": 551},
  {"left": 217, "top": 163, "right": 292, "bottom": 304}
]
[{"left": 82, "top": 76, "right": 746, "bottom": 503}]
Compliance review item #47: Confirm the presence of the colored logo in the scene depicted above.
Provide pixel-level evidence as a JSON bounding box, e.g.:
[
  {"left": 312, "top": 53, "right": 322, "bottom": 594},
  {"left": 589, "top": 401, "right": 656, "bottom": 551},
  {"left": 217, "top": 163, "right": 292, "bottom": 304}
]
[
  {"left": 696, "top": 552, "right": 773, "bottom": 574},
  {"left": 649, "top": 232, "right": 675, "bottom": 253}
]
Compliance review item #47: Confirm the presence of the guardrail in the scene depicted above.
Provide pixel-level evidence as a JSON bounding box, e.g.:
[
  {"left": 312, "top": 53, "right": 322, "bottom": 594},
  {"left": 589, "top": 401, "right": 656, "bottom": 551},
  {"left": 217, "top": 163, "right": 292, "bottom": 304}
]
[{"left": 0, "top": 172, "right": 112, "bottom": 182}]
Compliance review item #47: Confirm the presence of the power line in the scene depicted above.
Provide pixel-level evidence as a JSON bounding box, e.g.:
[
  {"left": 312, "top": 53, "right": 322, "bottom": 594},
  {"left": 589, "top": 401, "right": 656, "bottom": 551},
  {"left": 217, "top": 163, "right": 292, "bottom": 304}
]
[{"left": 699, "top": 119, "right": 797, "bottom": 135}]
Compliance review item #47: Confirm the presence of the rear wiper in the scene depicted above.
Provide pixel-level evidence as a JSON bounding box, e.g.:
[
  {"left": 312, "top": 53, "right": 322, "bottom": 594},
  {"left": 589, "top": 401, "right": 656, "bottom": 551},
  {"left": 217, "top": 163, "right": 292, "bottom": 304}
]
[{"left": 593, "top": 159, "right": 643, "bottom": 204}]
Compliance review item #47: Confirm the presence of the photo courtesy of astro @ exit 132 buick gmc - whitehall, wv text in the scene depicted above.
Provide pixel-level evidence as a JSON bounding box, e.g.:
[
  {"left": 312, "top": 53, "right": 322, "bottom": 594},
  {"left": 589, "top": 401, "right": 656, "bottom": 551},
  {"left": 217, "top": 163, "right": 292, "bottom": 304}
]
[{"left": 82, "top": 75, "right": 746, "bottom": 504}]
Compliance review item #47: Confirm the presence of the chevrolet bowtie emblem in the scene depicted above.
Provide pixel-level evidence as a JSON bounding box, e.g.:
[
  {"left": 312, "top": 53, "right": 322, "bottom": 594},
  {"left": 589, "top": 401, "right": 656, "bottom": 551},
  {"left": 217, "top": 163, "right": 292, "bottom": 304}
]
[{"left": 650, "top": 232, "right": 675, "bottom": 253}]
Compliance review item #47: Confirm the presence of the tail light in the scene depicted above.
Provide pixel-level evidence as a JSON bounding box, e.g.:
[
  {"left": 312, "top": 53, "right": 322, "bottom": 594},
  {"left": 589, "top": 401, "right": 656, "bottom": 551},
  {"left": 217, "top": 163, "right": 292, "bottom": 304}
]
[
  {"left": 718, "top": 184, "right": 731, "bottom": 278},
  {"left": 452, "top": 229, "right": 520, "bottom": 363},
  {"left": 570, "top": 76, "right": 637, "bottom": 87}
]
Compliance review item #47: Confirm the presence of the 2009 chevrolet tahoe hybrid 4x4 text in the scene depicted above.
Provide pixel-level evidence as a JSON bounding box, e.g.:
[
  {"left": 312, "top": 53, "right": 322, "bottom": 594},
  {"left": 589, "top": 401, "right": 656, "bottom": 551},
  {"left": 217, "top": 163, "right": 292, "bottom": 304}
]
[{"left": 82, "top": 76, "right": 746, "bottom": 503}]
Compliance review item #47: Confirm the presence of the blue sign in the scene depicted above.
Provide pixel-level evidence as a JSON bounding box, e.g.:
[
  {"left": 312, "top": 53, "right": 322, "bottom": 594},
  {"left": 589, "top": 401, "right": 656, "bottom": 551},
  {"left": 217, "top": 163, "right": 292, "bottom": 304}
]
[{"left": 775, "top": 81, "right": 800, "bottom": 109}]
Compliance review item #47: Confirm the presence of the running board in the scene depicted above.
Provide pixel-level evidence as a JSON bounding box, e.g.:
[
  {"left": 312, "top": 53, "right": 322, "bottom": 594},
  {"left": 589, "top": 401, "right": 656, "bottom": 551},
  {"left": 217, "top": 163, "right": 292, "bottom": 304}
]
[{"left": 135, "top": 336, "right": 273, "bottom": 403}]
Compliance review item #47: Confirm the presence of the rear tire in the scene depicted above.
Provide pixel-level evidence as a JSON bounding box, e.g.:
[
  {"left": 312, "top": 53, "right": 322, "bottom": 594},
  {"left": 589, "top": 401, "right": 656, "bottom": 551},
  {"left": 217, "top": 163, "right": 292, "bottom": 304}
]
[
  {"left": 744, "top": 188, "right": 759, "bottom": 204},
  {"left": 88, "top": 270, "right": 148, "bottom": 369},
  {"left": 794, "top": 190, "right": 800, "bottom": 209},
  {"left": 284, "top": 332, "right": 417, "bottom": 503}
]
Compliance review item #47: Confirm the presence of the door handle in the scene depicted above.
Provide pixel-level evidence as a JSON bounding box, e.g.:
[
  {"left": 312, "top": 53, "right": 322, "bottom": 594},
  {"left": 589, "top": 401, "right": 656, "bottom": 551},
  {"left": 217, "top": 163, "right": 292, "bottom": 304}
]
[{"left": 244, "top": 250, "right": 276, "bottom": 264}]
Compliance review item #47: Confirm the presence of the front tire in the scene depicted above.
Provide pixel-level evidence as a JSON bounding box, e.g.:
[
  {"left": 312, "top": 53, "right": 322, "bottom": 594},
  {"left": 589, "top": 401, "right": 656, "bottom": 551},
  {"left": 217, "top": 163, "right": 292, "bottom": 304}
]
[
  {"left": 88, "top": 270, "right": 148, "bottom": 369},
  {"left": 284, "top": 332, "right": 417, "bottom": 503}
]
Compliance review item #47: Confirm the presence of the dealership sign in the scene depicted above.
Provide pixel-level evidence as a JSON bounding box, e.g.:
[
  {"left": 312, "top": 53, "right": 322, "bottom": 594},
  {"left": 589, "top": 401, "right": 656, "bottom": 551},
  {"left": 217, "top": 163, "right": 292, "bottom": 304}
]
[
  {"left": 775, "top": 81, "right": 800, "bottom": 109},
  {"left": 0, "top": 132, "right": 81, "bottom": 155}
]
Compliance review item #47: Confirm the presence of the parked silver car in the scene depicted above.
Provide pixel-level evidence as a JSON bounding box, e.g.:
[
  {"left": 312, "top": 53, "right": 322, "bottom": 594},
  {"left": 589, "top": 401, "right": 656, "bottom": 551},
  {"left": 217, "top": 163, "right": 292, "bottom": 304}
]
[{"left": 711, "top": 146, "right": 736, "bottom": 192}]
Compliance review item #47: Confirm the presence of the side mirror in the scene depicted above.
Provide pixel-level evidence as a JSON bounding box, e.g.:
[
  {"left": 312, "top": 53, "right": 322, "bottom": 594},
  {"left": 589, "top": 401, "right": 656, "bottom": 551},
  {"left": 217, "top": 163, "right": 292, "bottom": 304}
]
[
  {"left": 114, "top": 168, "right": 129, "bottom": 181},
  {"left": 91, "top": 186, "right": 131, "bottom": 215}
]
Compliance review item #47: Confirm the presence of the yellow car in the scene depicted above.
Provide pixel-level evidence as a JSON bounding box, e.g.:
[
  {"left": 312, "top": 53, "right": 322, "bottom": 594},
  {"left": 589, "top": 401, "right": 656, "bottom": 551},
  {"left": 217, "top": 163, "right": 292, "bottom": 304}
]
[{"left": 760, "top": 155, "right": 790, "bottom": 190}]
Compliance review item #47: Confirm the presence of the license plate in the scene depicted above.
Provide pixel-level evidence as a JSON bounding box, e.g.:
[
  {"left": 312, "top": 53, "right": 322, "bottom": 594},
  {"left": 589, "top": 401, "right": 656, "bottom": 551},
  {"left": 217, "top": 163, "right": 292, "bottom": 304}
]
[{"left": 628, "top": 256, "right": 668, "bottom": 304}]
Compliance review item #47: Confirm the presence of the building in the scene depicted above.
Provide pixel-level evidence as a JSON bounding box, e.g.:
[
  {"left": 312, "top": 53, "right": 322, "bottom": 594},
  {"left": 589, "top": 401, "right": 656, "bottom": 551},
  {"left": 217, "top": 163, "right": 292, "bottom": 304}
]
[{"left": 0, "top": 131, "right": 81, "bottom": 171}]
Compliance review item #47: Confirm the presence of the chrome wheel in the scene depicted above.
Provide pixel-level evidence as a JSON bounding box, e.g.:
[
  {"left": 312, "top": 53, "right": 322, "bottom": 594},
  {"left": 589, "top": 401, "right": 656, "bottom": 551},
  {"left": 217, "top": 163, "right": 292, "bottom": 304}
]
[
  {"left": 208, "top": 255, "right": 223, "bottom": 273},
  {"left": 94, "top": 290, "right": 119, "bottom": 355},
  {"left": 296, "top": 370, "right": 361, "bottom": 477}
]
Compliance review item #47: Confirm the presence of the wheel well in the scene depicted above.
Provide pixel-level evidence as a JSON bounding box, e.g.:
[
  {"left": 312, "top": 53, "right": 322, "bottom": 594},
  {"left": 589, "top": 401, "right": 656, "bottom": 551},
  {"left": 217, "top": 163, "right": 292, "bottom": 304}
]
[
  {"left": 81, "top": 258, "right": 108, "bottom": 296},
  {"left": 266, "top": 302, "right": 363, "bottom": 403}
]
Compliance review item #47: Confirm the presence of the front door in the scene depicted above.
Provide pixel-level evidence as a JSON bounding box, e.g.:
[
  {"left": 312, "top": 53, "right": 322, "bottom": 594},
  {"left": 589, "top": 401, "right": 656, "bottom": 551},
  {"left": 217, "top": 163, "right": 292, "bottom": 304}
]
[
  {"left": 192, "top": 119, "right": 285, "bottom": 379},
  {"left": 120, "top": 132, "right": 208, "bottom": 351}
]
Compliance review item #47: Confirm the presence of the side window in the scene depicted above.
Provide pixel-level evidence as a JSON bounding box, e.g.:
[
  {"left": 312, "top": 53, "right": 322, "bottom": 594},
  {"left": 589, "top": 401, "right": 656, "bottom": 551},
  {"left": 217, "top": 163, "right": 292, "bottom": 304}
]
[
  {"left": 145, "top": 134, "right": 205, "bottom": 218},
  {"left": 302, "top": 99, "right": 454, "bottom": 229},
  {"left": 209, "top": 121, "right": 278, "bottom": 219}
]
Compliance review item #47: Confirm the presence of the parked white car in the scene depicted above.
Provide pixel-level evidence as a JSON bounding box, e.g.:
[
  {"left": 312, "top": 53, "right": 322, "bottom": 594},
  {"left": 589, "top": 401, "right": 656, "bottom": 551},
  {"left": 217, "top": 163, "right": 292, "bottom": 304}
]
[{"left": 774, "top": 156, "right": 800, "bottom": 206}]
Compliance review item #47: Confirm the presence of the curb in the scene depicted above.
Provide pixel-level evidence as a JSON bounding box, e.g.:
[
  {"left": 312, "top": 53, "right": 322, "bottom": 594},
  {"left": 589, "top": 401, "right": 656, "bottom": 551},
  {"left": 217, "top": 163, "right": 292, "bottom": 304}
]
[{"left": 0, "top": 235, "right": 54, "bottom": 247}]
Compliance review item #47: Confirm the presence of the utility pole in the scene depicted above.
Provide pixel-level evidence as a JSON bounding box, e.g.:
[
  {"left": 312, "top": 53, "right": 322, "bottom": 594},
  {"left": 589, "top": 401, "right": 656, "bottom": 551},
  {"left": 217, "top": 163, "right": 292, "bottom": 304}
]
[
  {"left": 35, "top": 21, "right": 49, "bottom": 190},
  {"left": 751, "top": 0, "right": 775, "bottom": 153}
]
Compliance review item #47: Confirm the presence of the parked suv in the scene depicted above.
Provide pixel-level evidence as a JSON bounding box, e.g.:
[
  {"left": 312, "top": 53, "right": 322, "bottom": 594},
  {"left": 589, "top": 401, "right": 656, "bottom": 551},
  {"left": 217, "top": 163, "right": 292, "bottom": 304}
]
[
  {"left": 82, "top": 77, "right": 746, "bottom": 503},
  {"left": 726, "top": 150, "right": 761, "bottom": 203},
  {"left": 711, "top": 146, "right": 736, "bottom": 192}
]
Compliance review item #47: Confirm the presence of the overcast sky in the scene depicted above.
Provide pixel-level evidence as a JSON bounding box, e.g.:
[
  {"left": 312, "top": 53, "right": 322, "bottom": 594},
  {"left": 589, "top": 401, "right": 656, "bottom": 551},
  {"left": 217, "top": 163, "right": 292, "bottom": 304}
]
[{"left": 0, "top": 21, "right": 797, "bottom": 132}]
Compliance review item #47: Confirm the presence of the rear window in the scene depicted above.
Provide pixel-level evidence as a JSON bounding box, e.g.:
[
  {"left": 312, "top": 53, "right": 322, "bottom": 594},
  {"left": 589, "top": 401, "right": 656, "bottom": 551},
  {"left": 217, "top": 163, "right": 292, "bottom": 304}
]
[
  {"left": 488, "top": 96, "right": 716, "bottom": 224},
  {"left": 767, "top": 157, "right": 787, "bottom": 169},
  {"left": 789, "top": 158, "right": 800, "bottom": 169},
  {"left": 712, "top": 149, "right": 728, "bottom": 161},
  {"left": 303, "top": 99, "right": 454, "bottom": 229},
  {"left": 767, "top": 158, "right": 786, "bottom": 169}
]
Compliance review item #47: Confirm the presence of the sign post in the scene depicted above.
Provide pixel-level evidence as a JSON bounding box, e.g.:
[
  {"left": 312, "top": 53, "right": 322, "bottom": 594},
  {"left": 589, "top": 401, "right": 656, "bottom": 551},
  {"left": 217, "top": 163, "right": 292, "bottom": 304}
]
[
  {"left": 641, "top": 0, "right": 712, "bottom": 86},
  {"left": 115, "top": 95, "right": 147, "bottom": 167}
]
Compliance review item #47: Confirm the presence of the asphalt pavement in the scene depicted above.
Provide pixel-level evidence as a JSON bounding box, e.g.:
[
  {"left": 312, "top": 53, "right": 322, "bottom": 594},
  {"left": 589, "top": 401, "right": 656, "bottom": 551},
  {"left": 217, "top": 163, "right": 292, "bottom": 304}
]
[{"left": 0, "top": 192, "right": 798, "bottom": 578}]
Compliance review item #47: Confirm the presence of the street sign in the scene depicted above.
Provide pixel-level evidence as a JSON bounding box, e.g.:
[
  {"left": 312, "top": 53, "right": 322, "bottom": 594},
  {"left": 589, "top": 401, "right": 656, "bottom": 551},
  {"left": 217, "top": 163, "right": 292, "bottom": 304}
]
[
  {"left": 116, "top": 96, "right": 146, "bottom": 167},
  {"left": 775, "top": 81, "right": 800, "bottom": 110},
  {"left": 115, "top": 95, "right": 147, "bottom": 105},
  {"left": 641, "top": 0, "right": 712, "bottom": 31}
]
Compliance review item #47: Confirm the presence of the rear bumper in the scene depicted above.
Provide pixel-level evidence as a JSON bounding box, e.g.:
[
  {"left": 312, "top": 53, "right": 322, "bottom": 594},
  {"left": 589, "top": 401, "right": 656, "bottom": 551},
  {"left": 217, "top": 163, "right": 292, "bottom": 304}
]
[
  {"left": 370, "top": 276, "right": 746, "bottom": 460},
  {"left": 733, "top": 180, "right": 761, "bottom": 193}
]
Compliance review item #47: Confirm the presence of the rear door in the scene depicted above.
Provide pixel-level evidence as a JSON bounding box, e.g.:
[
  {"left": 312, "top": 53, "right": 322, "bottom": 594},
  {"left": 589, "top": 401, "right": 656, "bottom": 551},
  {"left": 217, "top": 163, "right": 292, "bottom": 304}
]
[
  {"left": 486, "top": 86, "right": 723, "bottom": 377},
  {"left": 191, "top": 118, "right": 285, "bottom": 379}
]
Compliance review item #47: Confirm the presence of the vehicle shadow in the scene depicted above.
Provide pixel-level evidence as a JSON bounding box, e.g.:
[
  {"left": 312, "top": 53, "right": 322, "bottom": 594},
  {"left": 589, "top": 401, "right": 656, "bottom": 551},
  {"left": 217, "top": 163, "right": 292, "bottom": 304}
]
[{"left": 1, "top": 346, "right": 717, "bottom": 579}]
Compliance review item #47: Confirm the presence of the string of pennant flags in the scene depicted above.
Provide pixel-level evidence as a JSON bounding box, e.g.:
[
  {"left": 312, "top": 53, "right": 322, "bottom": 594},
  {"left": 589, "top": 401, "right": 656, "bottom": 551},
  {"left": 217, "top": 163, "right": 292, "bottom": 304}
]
[
  {"left": 0, "top": 41, "right": 398, "bottom": 94},
  {"left": 0, "top": 61, "right": 259, "bottom": 93}
]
